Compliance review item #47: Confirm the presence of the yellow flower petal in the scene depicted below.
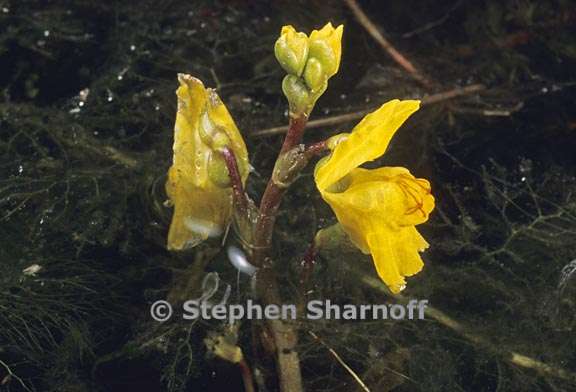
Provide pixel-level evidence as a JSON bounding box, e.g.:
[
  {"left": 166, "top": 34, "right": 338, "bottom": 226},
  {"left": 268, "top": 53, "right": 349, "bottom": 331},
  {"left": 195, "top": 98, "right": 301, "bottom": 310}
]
[
  {"left": 165, "top": 166, "right": 231, "bottom": 250},
  {"left": 315, "top": 99, "right": 420, "bottom": 191},
  {"left": 366, "top": 226, "right": 427, "bottom": 293},
  {"left": 320, "top": 167, "right": 434, "bottom": 252},
  {"left": 166, "top": 74, "right": 249, "bottom": 250}
]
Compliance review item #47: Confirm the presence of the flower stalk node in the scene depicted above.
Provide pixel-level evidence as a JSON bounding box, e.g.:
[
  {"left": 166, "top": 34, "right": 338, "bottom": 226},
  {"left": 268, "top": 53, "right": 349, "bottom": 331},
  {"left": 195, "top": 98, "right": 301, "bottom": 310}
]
[{"left": 272, "top": 145, "right": 309, "bottom": 188}]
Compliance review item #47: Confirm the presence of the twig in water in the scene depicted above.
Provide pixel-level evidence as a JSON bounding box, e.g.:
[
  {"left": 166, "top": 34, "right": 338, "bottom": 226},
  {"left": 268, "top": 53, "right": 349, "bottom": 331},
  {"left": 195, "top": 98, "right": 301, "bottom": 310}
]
[
  {"left": 401, "top": 0, "right": 463, "bottom": 38},
  {"left": 357, "top": 272, "right": 576, "bottom": 385},
  {"left": 251, "top": 84, "right": 485, "bottom": 138},
  {"left": 344, "top": 0, "right": 434, "bottom": 89},
  {"left": 0, "top": 359, "right": 32, "bottom": 392},
  {"left": 308, "top": 330, "right": 371, "bottom": 392}
]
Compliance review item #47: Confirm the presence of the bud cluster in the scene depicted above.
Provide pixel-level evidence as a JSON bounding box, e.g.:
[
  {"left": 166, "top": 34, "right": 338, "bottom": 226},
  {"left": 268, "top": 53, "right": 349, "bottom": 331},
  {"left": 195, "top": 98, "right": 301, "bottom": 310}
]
[{"left": 274, "top": 23, "right": 343, "bottom": 115}]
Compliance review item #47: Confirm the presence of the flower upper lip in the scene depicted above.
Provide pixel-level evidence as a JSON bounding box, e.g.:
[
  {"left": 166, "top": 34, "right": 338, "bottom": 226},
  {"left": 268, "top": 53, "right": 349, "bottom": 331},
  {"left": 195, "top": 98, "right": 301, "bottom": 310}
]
[{"left": 315, "top": 99, "right": 421, "bottom": 191}]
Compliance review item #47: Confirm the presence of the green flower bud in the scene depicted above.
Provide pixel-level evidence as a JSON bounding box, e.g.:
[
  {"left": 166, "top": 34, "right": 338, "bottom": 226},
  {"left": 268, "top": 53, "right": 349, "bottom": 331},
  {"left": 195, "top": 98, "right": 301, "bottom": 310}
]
[
  {"left": 282, "top": 75, "right": 310, "bottom": 115},
  {"left": 308, "top": 23, "right": 343, "bottom": 79},
  {"left": 308, "top": 40, "right": 338, "bottom": 79},
  {"left": 314, "top": 223, "right": 356, "bottom": 253},
  {"left": 274, "top": 26, "right": 309, "bottom": 77},
  {"left": 303, "top": 57, "right": 325, "bottom": 93}
]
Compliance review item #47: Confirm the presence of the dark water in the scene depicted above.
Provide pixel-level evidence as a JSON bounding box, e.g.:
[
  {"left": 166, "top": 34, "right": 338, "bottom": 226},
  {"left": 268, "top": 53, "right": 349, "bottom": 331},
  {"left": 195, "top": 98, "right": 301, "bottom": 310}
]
[{"left": 1, "top": 1, "right": 576, "bottom": 391}]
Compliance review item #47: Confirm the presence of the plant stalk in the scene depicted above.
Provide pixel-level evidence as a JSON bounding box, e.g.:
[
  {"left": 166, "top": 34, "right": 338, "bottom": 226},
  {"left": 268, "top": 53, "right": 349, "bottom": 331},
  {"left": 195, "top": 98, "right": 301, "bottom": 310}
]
[
  {"left": 250, "top": 113, "right": 309, "bottom": 392},
  {"left": 253, "top": 114, "right": 308, "bottom": 264},
  {"left": 239, "top": 357, "right": 256, "bottom": 392}
]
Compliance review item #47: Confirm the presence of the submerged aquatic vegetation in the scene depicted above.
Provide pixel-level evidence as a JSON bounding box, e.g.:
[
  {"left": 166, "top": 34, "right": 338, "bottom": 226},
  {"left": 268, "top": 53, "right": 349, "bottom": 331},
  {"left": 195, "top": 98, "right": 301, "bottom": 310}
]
[{"left": 3, "top": 1, "right": 576, "bottom": 391}]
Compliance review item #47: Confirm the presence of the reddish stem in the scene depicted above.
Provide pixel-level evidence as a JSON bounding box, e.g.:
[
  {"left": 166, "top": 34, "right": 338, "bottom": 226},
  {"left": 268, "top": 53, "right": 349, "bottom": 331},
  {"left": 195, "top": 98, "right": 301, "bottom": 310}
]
[
  {"left": 220, "top": 147, "right": 248, "bottom": 213},
  {"left": 253, "top": 114, "right": 309, "bottom": 265},
  {"left": 304, "top": 140, "right": 328, "bottom": 158},
  {"left": 239, "top": 358, "right": 256, "bottom": 392},
  {"left": 279, "top": 115, "right": 308, "bottom": 154}
]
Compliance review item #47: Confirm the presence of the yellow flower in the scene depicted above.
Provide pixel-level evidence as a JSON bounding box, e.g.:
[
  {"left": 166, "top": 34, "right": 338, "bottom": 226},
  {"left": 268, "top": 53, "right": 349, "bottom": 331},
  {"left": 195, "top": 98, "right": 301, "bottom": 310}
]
[
  {"left": 315, "top": 100, "right": 434, "bottom": 293},
  {"left": 165, "top": 74, "right": 249, "bottom": 250}
]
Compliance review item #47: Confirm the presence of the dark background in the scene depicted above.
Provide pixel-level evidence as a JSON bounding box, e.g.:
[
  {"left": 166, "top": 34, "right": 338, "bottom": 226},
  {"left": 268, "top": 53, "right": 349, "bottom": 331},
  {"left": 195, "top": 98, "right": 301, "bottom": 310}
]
[{"left": 1, "top": 0, "right": 575, "bottom": 391}]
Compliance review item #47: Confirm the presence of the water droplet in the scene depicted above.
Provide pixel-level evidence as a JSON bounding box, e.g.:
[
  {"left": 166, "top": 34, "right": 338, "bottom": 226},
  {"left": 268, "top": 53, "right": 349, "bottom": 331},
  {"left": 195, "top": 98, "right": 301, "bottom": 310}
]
[
  {"left": 79, "top": 88, "right": 90, "bottom": 101},
  {"left": 23, "top": 264, "right": 42, "bottom": 276},
  {"left": 227, "top": 246, "right": 257, "bottom": 276},
  {"left": 117, "top": 66, "right": 129, "bottom": 81}
]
